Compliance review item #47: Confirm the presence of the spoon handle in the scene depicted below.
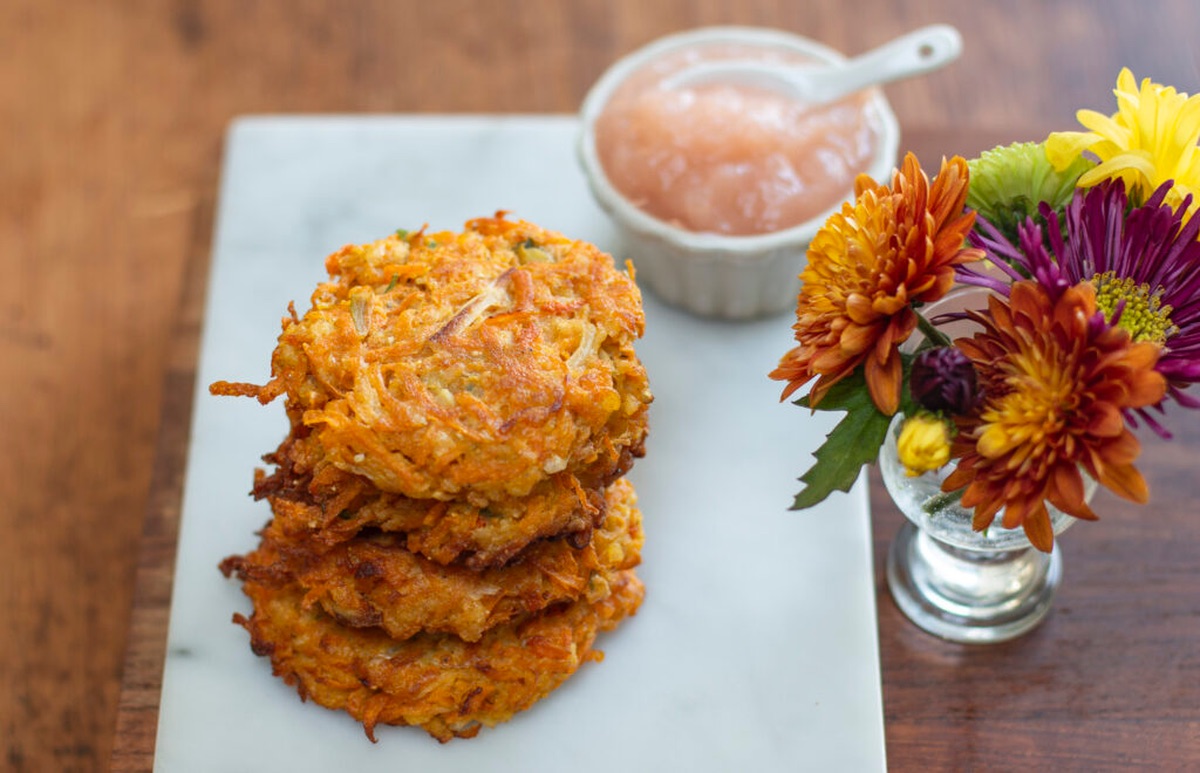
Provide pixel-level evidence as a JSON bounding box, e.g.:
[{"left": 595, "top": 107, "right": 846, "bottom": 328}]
[
  {"left": 830, "top": 24, "right": 962, "bottom": 99},
  {"left": 662, "top": 25, "right": 963, "bottom": 105}
]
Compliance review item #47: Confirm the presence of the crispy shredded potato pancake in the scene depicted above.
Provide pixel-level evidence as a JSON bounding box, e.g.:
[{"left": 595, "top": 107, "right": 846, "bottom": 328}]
[
  {"left": 212, "top": 215, "right": 652, "bottom": 502},
  {"left": 231, "top": 567, "right": 644, "bottom": 742},
  {"left": 222, "top": 479, "right": 643, "bottom": 642},
  {"left": 254, "top": 425, "right": 639, "bottom": 568}
]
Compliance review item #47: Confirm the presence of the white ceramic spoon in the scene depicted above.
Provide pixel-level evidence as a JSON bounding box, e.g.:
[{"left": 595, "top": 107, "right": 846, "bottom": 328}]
[{"left": 663, "top": 24, "right": 963, "bottom": 105}]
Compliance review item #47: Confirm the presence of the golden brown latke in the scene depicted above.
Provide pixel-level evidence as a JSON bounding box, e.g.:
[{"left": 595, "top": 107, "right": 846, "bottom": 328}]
[
  {"left": 231, "top": 567, "right": 644, "bottom": 742},
  {"left": 212, "top": 214, "right": 653, "bottom": 502},
  {"left": 254, "top": 427, "right": 639, "bottom": 568},
  {"left": 222, "top": 479, "right": 644, "bottom": 642}
]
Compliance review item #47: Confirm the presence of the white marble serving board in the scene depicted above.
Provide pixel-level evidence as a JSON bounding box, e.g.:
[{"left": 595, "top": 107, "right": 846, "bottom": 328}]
[{"left": 153, "top": 115, "right": 887, "bottom": 772}]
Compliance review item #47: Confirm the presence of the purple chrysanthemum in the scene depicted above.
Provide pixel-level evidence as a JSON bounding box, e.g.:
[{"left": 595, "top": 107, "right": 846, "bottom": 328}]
[{"left": 961, "top": 179, "right": 1200, "bottom": 434}]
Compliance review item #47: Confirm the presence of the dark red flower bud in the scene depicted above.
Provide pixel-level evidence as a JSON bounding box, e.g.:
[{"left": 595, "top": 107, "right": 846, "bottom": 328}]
[{"left": 910, "top": 347, "right": 979, "bottom": 415}]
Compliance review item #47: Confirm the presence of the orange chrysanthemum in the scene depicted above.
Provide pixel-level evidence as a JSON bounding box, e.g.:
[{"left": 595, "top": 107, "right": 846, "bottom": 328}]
[
  {"left": 770, "top": 153, "right": 984, "bottom": 415},
  {"left": 943, "top": 280, "right": 1168, "bottom": 552}
]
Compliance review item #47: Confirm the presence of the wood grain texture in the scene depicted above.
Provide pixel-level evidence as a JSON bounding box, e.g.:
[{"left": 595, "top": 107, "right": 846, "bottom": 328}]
[{"left": 0, "top": 1, "right": 1197, "bottom": 771}]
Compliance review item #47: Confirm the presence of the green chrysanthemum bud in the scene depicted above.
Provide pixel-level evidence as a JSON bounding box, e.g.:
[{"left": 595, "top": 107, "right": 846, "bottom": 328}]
[{"left": 966, "top": 141, "right": 1093, "bottom": 244}]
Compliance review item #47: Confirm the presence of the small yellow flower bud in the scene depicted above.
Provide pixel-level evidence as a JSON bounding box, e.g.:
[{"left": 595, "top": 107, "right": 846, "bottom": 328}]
[{"left": 897, "top": 414, "right": 952, "bottom": 477}]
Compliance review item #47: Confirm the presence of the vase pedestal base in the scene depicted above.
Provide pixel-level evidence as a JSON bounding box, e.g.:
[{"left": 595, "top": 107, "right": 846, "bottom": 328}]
[{"left": 886, "top": 520, "right": 1062, "bottom": 644}]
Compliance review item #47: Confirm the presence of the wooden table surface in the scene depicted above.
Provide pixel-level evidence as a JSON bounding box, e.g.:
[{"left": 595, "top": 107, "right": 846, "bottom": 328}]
[{"left": 5, "top": 2, "right": 1200, "bottom": 771}]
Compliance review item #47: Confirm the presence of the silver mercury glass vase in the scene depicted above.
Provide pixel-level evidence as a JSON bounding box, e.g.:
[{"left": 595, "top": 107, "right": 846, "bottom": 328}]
[{"left": 879, "top": 413, "right": 1095, "bottom": 644}]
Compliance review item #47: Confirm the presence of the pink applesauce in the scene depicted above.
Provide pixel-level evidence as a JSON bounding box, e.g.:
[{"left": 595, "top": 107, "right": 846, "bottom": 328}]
[{"left": 594, "top": 43, "right": 883, "bottom": 236}]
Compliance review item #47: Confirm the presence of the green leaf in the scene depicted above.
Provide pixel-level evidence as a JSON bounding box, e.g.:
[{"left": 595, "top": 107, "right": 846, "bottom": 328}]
[{"left": 789, "top": 370, "right": 894, "bottom": 510}]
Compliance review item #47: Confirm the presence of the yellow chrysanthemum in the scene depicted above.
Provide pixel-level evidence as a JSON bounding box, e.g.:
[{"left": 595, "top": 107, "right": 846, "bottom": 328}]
[
  {"left": 897, "top": 413, "right": 952, "bottom": 477},
  {"left": 1046, "top": 68, "right": 1200, "bottom": 217},
  {"left": 770, "top": 153, "right": 984, "bottom": 415}
]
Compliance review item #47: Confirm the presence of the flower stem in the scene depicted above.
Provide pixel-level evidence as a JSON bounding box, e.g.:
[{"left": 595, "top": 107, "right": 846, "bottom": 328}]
[
  {"left": 923, "top": 487, "right": 966, "bottom": 516},
  {"left": 916, "top": 312, "right": 954, "bottom": 348}
]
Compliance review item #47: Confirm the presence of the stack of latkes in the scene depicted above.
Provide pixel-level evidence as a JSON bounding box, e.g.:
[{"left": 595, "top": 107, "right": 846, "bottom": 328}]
[{"left": 214, "top": 214, "right": 653, "bottom": 742}]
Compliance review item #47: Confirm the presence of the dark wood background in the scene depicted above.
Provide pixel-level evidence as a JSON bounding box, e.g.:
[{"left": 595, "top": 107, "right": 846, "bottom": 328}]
[{"left": 3, "top": 2, "right": 1199, "bottom": 771}]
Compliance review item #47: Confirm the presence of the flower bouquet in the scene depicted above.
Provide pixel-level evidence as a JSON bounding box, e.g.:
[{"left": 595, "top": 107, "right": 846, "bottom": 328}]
[{"left": 772, "top": 68, "right": 1200, "bottom": 555}]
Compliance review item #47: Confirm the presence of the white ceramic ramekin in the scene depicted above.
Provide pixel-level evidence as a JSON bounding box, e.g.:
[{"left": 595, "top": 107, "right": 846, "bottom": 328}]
[{"left": 578, "top": 26, "right": 900, "bottom": 319}]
